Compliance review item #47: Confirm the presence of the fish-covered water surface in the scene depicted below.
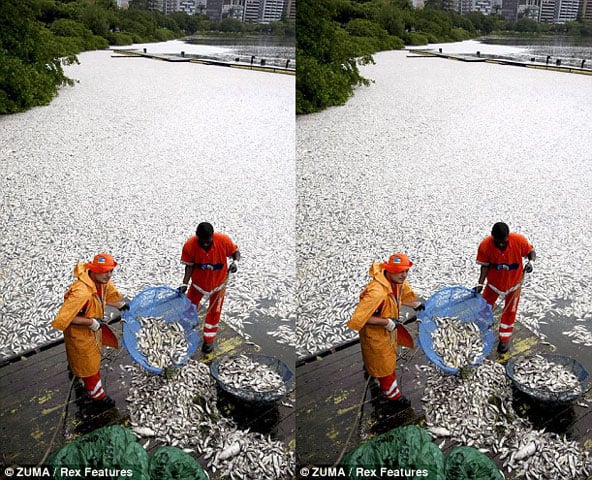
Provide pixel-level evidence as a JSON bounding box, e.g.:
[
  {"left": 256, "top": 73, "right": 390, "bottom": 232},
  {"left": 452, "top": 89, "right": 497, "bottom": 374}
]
[
  {"left": 0, "top": 48, "right": 296, "bottom": 363},
  {"left": 296, "top": 46, "right": 592, "bottom": 375}
]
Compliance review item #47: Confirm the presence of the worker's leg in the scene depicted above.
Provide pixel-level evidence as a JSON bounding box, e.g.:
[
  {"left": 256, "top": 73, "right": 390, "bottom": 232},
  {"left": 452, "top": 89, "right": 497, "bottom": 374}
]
[
  {"left": 187, "top": 286, "right": 204, "bottom": 309},
  {"left": 482, "top": 285, "right": 499, "bottom": 307},
  {"left": 203, "top": 289, "right": 225, "bottom": 345},
  {"left": 82, "top": 372, "right": 106, "bottom": 401},
  {"left": 377, "top": 372, "right": 401, "bottom": 400},
  {"left": 499, "top": 289, "right": 521, "bottom": 344}
]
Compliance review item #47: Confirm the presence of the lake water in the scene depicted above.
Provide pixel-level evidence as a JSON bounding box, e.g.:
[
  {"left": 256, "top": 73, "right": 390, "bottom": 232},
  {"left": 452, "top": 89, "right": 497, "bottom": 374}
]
[
  {"left": 0, "top": 44, "right": 295, "bottom": 367},
  {"left": 297, "top": 41, "right": 592, "bottom": 377}
]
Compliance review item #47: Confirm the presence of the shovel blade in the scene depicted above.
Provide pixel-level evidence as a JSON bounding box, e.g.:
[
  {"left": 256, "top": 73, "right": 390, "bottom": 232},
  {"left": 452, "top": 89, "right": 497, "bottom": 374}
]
[
  {"left": 397, "top": 324, "right": 415, "bottom": 349},
  {"left": 101, "top": 324, "right": 120, "bottom": 349}
]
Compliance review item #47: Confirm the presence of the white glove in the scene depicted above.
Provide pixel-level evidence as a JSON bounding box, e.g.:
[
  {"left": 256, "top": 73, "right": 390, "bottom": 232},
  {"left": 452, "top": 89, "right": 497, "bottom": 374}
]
[
  {"left": 90, "top": 318, "right": 101, "bottom": 331},
  {"left": 385, "top": 319, "right": 397, "bottom": 332}
]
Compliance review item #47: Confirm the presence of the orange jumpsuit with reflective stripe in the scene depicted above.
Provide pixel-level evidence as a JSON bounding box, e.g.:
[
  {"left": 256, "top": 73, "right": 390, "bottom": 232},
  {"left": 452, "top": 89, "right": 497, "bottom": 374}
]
[
  {"left": 347, "top": 263, "right": 416, "bottom": 399},
  {"left": 181, "top": 232, "right": 238, "bottom": 343},
  {"left": 476, "top": 233, "right": 534, "bottom": 343},
  {"left": 52, "top": 262, "right": 122, "bottom": 377}
]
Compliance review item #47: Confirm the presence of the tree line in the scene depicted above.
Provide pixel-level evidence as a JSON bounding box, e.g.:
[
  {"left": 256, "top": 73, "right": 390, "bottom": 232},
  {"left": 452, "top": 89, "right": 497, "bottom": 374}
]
[
  {"left": 0, "top": 0, "right": 294, "bottom": 114},
  {"left": 297, "top": 0, "right": 592, "bottom": 114}
]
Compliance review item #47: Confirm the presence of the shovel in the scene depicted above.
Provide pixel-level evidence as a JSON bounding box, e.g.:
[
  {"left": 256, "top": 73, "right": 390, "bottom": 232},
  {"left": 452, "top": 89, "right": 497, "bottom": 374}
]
[
  {"left": 396, "top": 316, "right": 418, "bottom": 349},
  {"left": 101, "top": 323, "right": 120, "bottom": 349}
]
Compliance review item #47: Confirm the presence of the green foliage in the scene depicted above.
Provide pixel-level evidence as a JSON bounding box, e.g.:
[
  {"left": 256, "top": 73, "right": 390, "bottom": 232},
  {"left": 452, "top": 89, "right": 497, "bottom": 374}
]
[
  {"left": 0, "top": 0, "right": 77, "bottom": 114},
  {"left": 405, "top": 31, "right": 430, "bottom": 45}
]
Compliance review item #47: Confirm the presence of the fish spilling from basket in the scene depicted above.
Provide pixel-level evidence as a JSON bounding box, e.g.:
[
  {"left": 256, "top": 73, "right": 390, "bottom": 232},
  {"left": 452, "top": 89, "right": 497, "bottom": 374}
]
[
  {"left": 216, "top": 355, "right": 287, "bottom": 396},
  {"left": 430, "top": 316, "right": 484, "bottom": 370},
  {"left": 135, "top": 316, "right": 188, "bottom": 370}
]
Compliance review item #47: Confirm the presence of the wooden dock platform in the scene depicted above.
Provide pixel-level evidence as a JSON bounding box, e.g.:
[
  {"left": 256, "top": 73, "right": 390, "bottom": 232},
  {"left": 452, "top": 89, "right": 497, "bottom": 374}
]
[
  {"left": 295, "top": 321, "right": 592, "bottom": 476},
  {"left": 0, "top": 318, "right": 295, "bottom": 473},
  {"left": 407, "top": 48, "right": 592, "bottom": 75},
  {"left": 111, "top": 49, "right": 296, "bottom": 75}
]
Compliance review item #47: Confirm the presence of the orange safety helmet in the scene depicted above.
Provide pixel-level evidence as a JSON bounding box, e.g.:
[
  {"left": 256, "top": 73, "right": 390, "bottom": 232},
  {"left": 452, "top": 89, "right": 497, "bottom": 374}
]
[
  {"left": 87, "top": 253, "right": 118, "bottom": 273},
  {"left": 383, "top": 253, "right": 413, "bottom": 273}
]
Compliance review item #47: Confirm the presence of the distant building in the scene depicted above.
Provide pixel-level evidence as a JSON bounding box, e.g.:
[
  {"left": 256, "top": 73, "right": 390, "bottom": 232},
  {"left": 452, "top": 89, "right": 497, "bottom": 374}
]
[
  {"left": 223, "top": 0, "right": 244, "bottom": 19},
  {"left": 473, "top": 0, "right": 494, "bottom": 14},
  {"left": 582, "top": 0, "right": 592, "bottom": 20},
  {"left": 554, "top": 0, "right": 581, "bottom": 21},
  {"left": 260, "top": 0, "right": 285, "bottom": 23},
  {"left": 243, "top": 0, "right": 261, "bottom": 22},
  {"left": 282, "top": 0, "right": 296, "bottom": 21},
  {"left": 501, "top": 0, "right": 519, "bottom": 19},
  {"left": 538, "top": 0, "right": 556, "bottom": 20},
  {"left": 206, "top": 0, "right": 224, "bottom": 19},
  {"left": 517, "top": 1, "right": 540, "bottom": 18},
  {"left": 178, "top": 0, "right": 197, "bottom": 14}
]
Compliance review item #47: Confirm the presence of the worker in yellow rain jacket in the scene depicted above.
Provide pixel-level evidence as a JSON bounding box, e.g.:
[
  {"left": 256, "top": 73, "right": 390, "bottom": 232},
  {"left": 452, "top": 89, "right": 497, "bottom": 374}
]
[
  {"left": 347, "top": 253, "right": 424, "bottom": 406},
  {"left": 52, "top": 253, "right": 128, "bottom": 410}
]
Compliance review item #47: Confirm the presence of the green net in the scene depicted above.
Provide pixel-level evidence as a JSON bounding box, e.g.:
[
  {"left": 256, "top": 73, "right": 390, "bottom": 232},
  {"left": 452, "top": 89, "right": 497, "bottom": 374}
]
[
  {"left": 341, "top": 426, "right": 503, "bottom": 480},
  {"left": 148, "top": 446, "right": 209, "bottom": 480},
  {"left": 444, "top": 446, "right": 504, "bottom": 480},
  {"left": 47, "top": 425, "right": 207, "bottom": 480}
]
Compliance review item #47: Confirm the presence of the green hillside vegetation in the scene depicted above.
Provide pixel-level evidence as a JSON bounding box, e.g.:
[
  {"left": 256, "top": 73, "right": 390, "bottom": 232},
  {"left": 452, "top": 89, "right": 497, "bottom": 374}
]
[
  {"left": 0, "top": 0, "right": 294, "bottom": 114},
  {"left": 296, "top": 0, "right": 592, "bottom": 114}
]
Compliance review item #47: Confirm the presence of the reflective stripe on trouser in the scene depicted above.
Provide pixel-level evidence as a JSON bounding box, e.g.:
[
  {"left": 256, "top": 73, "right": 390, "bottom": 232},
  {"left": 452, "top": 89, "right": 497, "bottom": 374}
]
[
  {"left": 378, "top": 373, "right": 401, "bottom": 400},
  {"left": 483, "top": 286, "right": 521, "bottom": 343},
  {"left": 187, "top": 288, "right": 225, "bottom": 344},
  {"left": 82, "top": 372, "right": 106, "bottom": 400}
]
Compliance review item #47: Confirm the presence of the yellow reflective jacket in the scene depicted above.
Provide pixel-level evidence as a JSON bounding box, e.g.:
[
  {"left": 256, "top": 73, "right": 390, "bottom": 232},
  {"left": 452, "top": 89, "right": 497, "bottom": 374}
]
[
  {"left": 347, "top": 262, "right": 416, "bottom": 377},
  {"left": 52, "top": 262, "right": 122, "bottom": 377}
]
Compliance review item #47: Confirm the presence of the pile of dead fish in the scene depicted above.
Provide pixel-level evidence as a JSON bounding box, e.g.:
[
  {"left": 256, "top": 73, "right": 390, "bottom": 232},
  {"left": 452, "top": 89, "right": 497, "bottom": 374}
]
[
  {"left": 430, "top": 316, "right": 484, "bottom": 369},
  {"left": 125, "top": 359, "right": 295, "bottom": 479},
  {"left": 511, "top": 354, "right": 582, "bottom": 395},
  {"left": 135, "top": 316, "right": 188, "bottom": 369},
  {"left": 420, "top": 359, "right": 591, "bottom": 479},
  {"left": 216, "top": 355, "right": 286, "bottom": 395}
]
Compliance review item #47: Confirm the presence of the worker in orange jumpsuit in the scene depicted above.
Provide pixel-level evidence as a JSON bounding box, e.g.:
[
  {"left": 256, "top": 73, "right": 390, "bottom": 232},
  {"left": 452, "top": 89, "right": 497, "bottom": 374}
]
[
  {"left": 347, "top": 253, "right": 424, "bottom": 406},
  {"left": 178, "top": 222, "right": 240, "bottom": 354},
  {"left": 473, "top": 222, "right": 536, "bottom": 354},
  {"left": 52, "top": 253, "right": 129, "bottom": 410}
]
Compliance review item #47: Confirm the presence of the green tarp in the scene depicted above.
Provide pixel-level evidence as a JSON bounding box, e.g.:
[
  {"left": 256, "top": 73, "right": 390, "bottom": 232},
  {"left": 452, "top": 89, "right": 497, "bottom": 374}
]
[
  {"left": 47, "top": 425, "right": 207, "bottom": 480},
  {"left": 341, "top": 425, "right": 502, "bottom": 480}
]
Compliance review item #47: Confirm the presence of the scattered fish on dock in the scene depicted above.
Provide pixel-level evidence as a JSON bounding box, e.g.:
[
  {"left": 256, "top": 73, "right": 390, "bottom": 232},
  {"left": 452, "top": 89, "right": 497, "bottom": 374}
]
[
  {"left": 126, "top": 359, "right": 294, "bottom": 479},
  {"left": 135, "top": 316, "right": 188, "bottom": 369},
  {"left": 420, "top": 360, "right": 591, "bottom": 479},
  {"left": 562, "top": 325, "right": 592, "bottom": 347},
  {"left": 430, "top": 316, "right": 484, "bottom": 369}
]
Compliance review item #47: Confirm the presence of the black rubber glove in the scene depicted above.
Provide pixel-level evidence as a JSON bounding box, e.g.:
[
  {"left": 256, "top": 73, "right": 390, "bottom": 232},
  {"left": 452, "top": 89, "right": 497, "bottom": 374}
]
[
  {"left": 178, "top": 284, "right": 188, "bottom": 294},
  {"left": 414, "top": 303, "right": 425, "bottom": 312},
  {"left": 119, "top": 303, "right": 130, "bottom": 311},
  {"left": 228, "top": 261, "right": 238, "bottom": 274},
  {"left": 473, "top": 284, "right": 484, "bottom": 294},
  {"left": 524, "top": 261, "right": 533, "bottom": 274}
]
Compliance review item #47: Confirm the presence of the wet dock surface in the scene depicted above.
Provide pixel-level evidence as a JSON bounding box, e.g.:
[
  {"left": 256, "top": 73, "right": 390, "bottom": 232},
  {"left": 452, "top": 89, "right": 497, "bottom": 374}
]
[
  {"left": 0, "top": 319, "right": 294, "bottom": 471},
  {"left": 295, "top": 321, "right": 592, "bottom": 476}
]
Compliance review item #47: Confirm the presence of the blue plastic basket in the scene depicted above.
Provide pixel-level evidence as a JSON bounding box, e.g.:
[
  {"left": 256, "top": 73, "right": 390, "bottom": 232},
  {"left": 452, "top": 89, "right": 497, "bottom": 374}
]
[
  {"left": 418, "top": 285, "right": 495, "bottom": 374},
  {"left": 506, "top": 354, "right": 589, "bottom": 403},
  {"left": 210, "top": 354, "right": 294, "bottom": 404},
  {"left": 122, "top": 285, "right": 200, "bottom": 375}
]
